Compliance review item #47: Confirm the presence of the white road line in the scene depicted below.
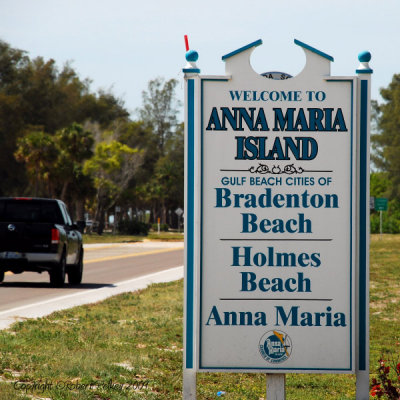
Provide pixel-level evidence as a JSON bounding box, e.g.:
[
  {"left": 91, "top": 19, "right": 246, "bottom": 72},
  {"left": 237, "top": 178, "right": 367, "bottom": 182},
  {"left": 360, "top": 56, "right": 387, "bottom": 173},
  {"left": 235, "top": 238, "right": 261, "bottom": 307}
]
[{"left": 0, "top": 266, "right": 183, "bottom": 330}]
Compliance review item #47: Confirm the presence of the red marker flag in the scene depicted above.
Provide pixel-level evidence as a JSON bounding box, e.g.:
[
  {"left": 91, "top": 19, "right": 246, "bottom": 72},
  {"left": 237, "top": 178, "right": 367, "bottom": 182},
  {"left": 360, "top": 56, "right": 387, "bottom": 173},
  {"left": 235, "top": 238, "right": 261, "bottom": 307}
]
[{"left": 184, "top": 35, "right": 189, "bottom": 51}]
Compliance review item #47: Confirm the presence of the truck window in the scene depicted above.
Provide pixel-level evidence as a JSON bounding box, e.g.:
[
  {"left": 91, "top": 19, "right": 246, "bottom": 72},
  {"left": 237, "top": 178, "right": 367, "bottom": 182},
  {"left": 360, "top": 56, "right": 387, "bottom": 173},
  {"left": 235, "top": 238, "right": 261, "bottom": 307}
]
[
  {"left": 59, "top": 202, "right": 72, "bottom": 225},
  {"left": 0, "top": 200, "right": 64, "bottom": 224}
]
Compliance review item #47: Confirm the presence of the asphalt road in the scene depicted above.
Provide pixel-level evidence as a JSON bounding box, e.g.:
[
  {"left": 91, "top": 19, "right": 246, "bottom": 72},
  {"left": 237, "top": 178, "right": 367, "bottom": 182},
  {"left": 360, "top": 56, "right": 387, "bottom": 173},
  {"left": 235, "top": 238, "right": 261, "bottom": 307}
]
[{"left": 0, "top": 242, "right": 184, "bottom": 328}]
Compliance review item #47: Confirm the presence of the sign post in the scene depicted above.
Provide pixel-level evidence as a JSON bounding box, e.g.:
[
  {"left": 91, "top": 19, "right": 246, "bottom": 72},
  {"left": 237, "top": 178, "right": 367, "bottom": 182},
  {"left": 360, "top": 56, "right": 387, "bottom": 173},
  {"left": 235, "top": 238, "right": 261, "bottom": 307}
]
[
  {"left": 175, "top": 207, "right": 183, "bottom": 233},
  {"left": 374, "top": 198, "right": 388, "bottom": 239},
  {"left": 183, "top": 38, "right": 371, "bottom": 399},
  {"left": 355, "top": 48, "right": 373, "bottom": 400}
]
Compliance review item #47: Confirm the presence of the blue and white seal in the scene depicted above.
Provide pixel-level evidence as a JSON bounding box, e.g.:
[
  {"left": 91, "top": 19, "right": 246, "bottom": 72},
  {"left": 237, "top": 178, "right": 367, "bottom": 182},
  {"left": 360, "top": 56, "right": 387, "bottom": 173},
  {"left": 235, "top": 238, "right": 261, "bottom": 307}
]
[{"left": 259, "top": 330, "right": 292, "bottom": 363}]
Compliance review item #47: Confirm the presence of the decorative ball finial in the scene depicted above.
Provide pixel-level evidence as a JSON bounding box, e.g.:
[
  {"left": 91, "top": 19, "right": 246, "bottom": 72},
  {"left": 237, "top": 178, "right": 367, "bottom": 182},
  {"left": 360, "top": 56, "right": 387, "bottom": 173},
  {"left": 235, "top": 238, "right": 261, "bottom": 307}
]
[
  {"left": 356, "top": 50, "right": 373, "bottom": 74},
  {"left": 358, "top": 51, "right": 371, "bottom": 63},
  {"left": 186, "top": 50, "right": 199, "bottom": 62}
]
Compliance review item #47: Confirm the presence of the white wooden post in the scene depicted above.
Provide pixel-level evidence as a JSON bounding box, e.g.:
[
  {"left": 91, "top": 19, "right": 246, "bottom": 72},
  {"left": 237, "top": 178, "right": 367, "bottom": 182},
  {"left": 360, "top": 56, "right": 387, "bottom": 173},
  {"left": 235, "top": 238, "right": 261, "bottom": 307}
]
[
  {"left": 266, "top": 374, "right": 286, "bottom": 400},
  {"left": 183, "top": 369, "right": 197, "bottom": 399},
  {"left": 183, "top": 37, "right": 200, "bottom": 400}
]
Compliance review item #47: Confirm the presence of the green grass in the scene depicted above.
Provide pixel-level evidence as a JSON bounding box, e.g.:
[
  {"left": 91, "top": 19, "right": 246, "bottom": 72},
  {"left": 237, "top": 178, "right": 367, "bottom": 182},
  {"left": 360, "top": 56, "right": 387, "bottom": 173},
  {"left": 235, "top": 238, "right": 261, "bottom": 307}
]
[
  {"left": 147, "top": 232, "right": 184, "bottom": 241},
  {"left": 83, "top": 233, "right": 144, "bottom": 244},
  {"left": 83, "top": 231, "right": 184, "bottom": 244},
  {"left": 0, "top": 234, "right": 398, "bottom": 399}
]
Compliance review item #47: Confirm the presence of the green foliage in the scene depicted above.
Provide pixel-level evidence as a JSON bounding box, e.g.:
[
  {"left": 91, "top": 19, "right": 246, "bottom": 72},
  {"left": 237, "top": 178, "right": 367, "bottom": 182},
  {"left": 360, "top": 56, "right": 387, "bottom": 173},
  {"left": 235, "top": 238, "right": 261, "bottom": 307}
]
[
  {"left": 14, "top": 123, "right": 95, "bottom": 209},
  {"left": 56, "top": 122, "right": 94, "bottom": 163},
  {"left": 118, "top": 219, "right": 150, "bottom": 235},
  {"left": 84, "top": 139, "right": 142, "bottom": 233},
  {"left": 372, "top": 74, "right": 400, "bottom": 196},
  {"left": 370, "top": 172, "right": 400, "bottom": 233},
  {"left": 370, "top": 74, "right": 400, "bottom": 233},
  {"left": 116, "top": 79, "right": 185, "bottom": 226},
  {"left": 84, "top": 140, "right": 141, "bottom": 198},
  {"left": 82, "top": 90, "right": 129, "bottom": 127},
  {"left": 151, "top": 223, "right": 169, "bottom": 232},
  {"left": 371, "top": 199, "right": 400, "bottom": 234},
  {"left": 14, "top": 130, "right": 58, "bottom": 196},
  {"left": 370, "top": 357, "right": 400, "bottom": 398},
  {"left": 138, "top": 77, "right": 181, "bottom": 155},
  {"left": 0, "top": 39, "right": 128, "bottom": 199},
  {"left": 53, "top": 123, "right": 95, "bottom": 203},
  {"left": 370, "top": 172, "right": 391, "bottom": 197},
  {"left": 131, "top": 122, "right": 184, "bottom": 225},
  {"left": 0, "top": 39, "right": 184, "bottom": 230}
]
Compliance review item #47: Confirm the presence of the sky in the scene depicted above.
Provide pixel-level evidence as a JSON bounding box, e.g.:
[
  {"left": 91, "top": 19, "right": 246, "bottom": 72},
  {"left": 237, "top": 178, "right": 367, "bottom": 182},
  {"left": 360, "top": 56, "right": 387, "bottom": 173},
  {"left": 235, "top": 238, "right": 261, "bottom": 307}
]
[{"left": 0, "top": 0, "right": 398, "bottom": 119}]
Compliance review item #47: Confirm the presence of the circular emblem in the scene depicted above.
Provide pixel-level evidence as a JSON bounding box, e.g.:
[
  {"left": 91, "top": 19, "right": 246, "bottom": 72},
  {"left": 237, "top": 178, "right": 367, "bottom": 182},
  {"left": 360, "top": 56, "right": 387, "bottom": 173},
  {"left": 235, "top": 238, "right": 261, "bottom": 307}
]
[
  {"left": 7, "top": 224, "right": 16, "bottom": 232},
  {"left": 259, "top": 330, "right": 292, "bottom": 363},
  {"left": 261, "top": 71, "right": 292, "bottom": 80}
]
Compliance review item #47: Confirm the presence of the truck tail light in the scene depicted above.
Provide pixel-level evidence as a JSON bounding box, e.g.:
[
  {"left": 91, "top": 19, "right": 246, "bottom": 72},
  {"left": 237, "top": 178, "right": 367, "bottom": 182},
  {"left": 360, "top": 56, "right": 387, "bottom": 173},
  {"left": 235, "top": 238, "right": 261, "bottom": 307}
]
[{"left": 51, "top": 228, "right": 60, "bottom": 244}]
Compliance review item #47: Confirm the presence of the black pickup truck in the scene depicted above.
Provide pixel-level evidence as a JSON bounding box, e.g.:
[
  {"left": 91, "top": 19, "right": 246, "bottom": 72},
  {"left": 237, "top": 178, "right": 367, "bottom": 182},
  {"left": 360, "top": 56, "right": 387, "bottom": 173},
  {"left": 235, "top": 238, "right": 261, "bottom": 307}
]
[{"left": 0, "top": 198, "right": 84, "bottom": 286}]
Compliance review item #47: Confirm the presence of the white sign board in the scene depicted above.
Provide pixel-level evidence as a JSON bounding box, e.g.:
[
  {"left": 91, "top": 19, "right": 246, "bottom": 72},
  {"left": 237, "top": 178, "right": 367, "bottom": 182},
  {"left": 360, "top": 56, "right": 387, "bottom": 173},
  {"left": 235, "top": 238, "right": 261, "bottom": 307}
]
[{"left": 184, "top": 39, "right": 371, "bottom": 383}]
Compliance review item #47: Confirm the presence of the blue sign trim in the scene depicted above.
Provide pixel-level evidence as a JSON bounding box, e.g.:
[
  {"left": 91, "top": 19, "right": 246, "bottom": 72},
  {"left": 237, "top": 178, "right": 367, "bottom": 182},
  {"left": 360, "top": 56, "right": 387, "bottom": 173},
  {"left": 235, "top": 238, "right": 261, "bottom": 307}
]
[
  {"left": 294, "top": 39, "right": 334, "bottom": 62},
  {"left": 198, "top": 77, "right": 354, "bottom": 372},
  {"left": 183, "top": 68, "right": 201, "bottom": 73},
  {"left": 358, "top": 79, "right": 368, "bottom": 371},
  {"left": 202, "top": 366, "right": 352, "bottom": 372},
  {"left": 186, "top": 78, "right": 195, "bottom": 369},
  {"left": 222, "top": 39, "right": 263, "bottom": 61},
  {"left": 350, "top": 81, "right": 354, "bottom": 372},
  {"left": 356, "top": 69, "right": 373, "bottom": 74}
]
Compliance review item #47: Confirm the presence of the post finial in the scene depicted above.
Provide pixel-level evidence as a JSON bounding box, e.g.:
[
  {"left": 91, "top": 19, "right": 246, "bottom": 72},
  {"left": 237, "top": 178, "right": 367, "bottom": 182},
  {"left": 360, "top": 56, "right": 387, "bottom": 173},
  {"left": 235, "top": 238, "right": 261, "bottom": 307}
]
[{"left": 356, "top": 51, "right": 373, "bottom": 74}]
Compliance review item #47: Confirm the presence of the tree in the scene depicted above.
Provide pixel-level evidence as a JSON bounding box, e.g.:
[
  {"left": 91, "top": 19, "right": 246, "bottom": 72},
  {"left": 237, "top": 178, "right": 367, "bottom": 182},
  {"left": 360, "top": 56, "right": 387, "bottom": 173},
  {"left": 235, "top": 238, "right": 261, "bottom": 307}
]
[
  {"left": 371, "top": 75, "right": 400, "bottom": 233},
  {"left": 14, "top": 123, "right": 96, "bottom": 221},
  {"left": 0, "top": 40, "right": 31, "bottom": 195},
  {"left": 151, "top": 122, "right": 184, "bottom": 224},
  {"left": 83, "top": 140, "right": 143, "bottom": 234},
  {"left": 81, "top": 90, "right": 129, "bottom": 127},
  {"left": 136, "top": 77, "right": 182, "bottom": 224},
  {"left": 371, "top": 74, "right": 400, "bottom": 196},
  {"left": 3, "top": 41, "right": 185, "bottom": 231},
  {"left": 370, "top": 171, "right": 400, "bottom": 234},
  {"left": 0, "top": 39, "right": 129, "bottom": 197},
  {"left": 14, "top": 131, "right": 58, "bottom": 196},
  {"left": 54, "top": 123, "right": 94, "bottom": 201},
  {"left": 370, "top": 172, "right": 391, "bottom": 198},
  {"left": 138, "top": 77, "right": 181, "bottom": 155}
]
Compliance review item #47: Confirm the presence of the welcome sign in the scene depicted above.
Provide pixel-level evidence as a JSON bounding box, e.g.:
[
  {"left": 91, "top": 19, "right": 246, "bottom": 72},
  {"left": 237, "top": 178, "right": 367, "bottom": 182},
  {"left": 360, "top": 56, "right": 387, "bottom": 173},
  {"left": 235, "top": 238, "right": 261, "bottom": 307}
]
[{"left": 184, "top": 38, "right": 371, "bottom": 380}]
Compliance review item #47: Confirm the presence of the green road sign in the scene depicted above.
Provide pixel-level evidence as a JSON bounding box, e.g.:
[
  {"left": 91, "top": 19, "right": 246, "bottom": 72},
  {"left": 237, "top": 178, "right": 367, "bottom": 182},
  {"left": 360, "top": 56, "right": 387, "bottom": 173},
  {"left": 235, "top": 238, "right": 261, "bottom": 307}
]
[{"left": 375, "top": 197, "right": 388, "bottom": 211}]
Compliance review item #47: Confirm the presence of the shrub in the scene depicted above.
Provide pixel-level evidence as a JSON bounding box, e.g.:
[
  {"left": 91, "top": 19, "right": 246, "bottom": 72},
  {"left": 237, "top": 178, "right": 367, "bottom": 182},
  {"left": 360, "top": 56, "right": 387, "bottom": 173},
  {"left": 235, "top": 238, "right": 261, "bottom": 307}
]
[
  {"left": 370, "top": 356, "right": 400, "bottom": 399},
  {"left": 370, "top": 199, "right": 400, "bottom": 234},
  {"left": 151, "top": 223, "right": 169, "bottom": 232},
  {"left": 118, "top": 219, "right": 150, "bottom": 235}
]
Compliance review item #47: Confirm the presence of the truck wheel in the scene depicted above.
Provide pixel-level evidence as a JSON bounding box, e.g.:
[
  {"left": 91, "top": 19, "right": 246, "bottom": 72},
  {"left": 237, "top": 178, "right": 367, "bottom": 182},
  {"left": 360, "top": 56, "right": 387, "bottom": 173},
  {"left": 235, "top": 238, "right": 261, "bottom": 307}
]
[
  {"left": 50, "top": 252, "right": 66, "bottom": 287},
  {"left": 68, "top": 247, "right": 83, "bottom": 285},
  {"left": 0, "top": 270, "right": 4, "bottom": 283}
]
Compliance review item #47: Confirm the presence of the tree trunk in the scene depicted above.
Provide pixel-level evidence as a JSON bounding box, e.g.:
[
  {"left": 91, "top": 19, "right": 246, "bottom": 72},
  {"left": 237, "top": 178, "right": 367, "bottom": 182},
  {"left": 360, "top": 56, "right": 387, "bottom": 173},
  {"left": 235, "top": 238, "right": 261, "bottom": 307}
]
[
  {"left": 60, "top": 181, "right": 69, "bottom": 202},
  {"left": 96, "top": 206, "right": 105, "bottom": 235},
  {"left": 34, "top": 164, "right": 39, "bottom": 197},
  {"left": 152, "top": 205, "right": 157, "bottom": 224},
  {"left": 161, "top": 200, "right": 167, "bottom": 225},
  {"left": 95, "top": 196, "right": 106, "bottom": 235},
  {"left": 75, "top": 198, "right": 85, "bottom": 221}
]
